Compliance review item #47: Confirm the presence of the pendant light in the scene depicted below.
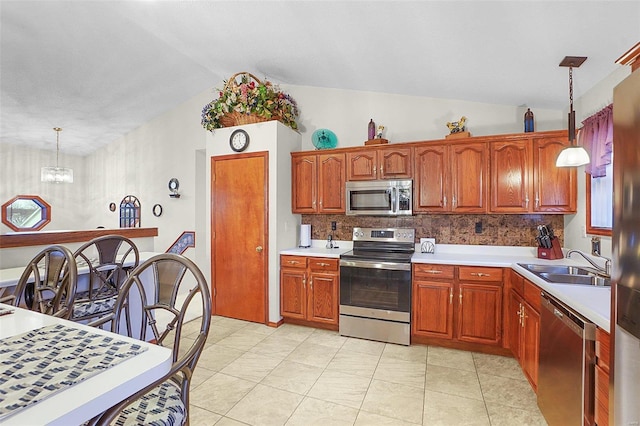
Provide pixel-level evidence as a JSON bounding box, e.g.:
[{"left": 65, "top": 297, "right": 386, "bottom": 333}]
[
  {"left": 556, "top": 56, "right": 590, "bottom": 167},
  {"left": 41, "top": 127, "right": 74, "bottom": 183}
]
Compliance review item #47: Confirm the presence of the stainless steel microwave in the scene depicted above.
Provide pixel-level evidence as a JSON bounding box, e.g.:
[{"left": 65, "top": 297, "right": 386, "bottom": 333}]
[{"left": 346, "top": 180, "right": 413, "bottom": 216}]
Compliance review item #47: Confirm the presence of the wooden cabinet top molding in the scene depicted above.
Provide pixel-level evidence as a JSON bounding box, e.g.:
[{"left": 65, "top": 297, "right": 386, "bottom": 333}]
[{"left": 291, "top": 130, "right": 567, "bottom": 157}]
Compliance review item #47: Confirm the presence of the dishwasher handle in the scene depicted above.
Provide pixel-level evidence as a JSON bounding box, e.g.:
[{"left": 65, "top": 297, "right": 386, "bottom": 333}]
[{"left": 541, "top": 292, "right": 596, "bottom": 341}]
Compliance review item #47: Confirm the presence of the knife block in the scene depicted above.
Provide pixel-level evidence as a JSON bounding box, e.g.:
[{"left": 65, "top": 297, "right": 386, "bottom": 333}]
[{"left": 537, "top": 237, "right": 564, "bottom": 260}]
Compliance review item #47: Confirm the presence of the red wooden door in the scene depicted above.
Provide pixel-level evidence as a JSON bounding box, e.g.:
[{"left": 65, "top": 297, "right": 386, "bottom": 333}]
[{"left": 211, "top": 152, "right": 267, "bottom": 323}]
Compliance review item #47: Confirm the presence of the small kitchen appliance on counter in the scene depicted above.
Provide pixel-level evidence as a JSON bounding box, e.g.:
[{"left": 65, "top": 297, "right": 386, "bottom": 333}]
[{"left": 339, "top": 227, "right": 415, "bottom": 345}]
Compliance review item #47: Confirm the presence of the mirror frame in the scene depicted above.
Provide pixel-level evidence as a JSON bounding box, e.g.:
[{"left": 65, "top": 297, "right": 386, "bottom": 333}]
[{"left": 1, "top": 195, "right": 52, "bottom": 232}]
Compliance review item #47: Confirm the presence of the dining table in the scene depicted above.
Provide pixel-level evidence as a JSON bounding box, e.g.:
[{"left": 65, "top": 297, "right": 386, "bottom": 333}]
[{"left": 0, "top": 303, "right": 172, "bottom": 425}]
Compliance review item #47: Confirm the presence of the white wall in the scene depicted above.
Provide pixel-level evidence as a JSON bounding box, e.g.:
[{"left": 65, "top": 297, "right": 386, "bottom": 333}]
[
  {"left": 564, "top": 66, "right": 630, "bottom": 257},
  {"left": 282, "top": 85, "right": 563, "bottom": 152}
]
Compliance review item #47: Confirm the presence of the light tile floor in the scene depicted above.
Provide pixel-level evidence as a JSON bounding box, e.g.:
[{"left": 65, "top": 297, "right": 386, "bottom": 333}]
[{"left": 184, "top": 316, "right": 548, "bottom": 426}]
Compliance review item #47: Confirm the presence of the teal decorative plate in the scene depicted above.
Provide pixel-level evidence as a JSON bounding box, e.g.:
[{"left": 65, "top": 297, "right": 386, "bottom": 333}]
[{"left": 312, "top": 129, "right": 338, "bottom": 149}]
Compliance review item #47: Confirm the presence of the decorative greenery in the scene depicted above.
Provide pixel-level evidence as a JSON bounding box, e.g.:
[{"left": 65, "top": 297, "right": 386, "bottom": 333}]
[{"left": 201, "top": 73, "right": 299, "bottom": 131}]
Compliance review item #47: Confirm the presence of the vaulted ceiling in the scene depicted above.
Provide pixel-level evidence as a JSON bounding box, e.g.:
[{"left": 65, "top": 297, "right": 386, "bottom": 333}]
[{"left": 1, "top": 1, "right": 638, "bottom": 156}]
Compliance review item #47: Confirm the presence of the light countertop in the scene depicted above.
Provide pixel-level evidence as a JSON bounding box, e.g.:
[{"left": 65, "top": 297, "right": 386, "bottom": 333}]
[{"left": 280, "top": 242, "right": 611, "bottom": 331}]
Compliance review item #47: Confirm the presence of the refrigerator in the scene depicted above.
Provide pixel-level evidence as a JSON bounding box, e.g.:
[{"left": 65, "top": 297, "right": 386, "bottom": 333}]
[{"left": 612, "top": 66, "right": 640, "bottom": 425}]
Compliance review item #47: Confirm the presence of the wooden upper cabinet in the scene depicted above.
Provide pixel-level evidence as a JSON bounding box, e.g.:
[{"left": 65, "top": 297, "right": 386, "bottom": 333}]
[
  {"left": 291, "top": 152, "right": 345, "bottom": 214},
  {"left": 490, "top": 131, "right": 576, "bottom": 214},
  {"left": 415, "top": 142, "right": 487, "bottom": 213},
  {"left": 533, "top": 136, "right": 576, "bottom": 212},
  {"left": 379, "top": 146, "right": 412, "bottom": 179},
  {"left": 291, "top": 154, "right": 317, "bottom": 213},
  {"left": 318, "top": 153, "right": 346, "bottom": 213},
  {"left": 346, "top": 146, "right": 412, "bottom": 180},
  {"left": 491, "top": 139, "right": 530, "bottom": 213},
  {"left": 451, "top": 142, "right": 488, "bottom": 213},
  {"left": 414, "top": 145, "right": 448, "bottom": 212}
]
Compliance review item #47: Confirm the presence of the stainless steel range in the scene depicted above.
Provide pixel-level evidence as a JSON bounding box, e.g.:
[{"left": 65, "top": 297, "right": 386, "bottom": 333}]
[{"left": 339, "top": 227, "right": 415, "bottom": 345}]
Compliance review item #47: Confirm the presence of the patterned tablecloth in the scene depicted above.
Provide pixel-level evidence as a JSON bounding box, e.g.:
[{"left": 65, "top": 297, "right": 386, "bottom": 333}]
[{"left": 0, "top": 323, "right": 147, "bottom": 420}]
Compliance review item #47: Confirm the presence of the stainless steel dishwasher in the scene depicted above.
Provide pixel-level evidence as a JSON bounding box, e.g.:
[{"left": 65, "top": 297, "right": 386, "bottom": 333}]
[{"left": 537, "top": 292, "right": 596, "bottom": 426}]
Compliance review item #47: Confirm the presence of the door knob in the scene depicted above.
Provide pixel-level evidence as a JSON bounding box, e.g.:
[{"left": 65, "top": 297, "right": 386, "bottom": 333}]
[{"left": 256, "top": 246, "right": 263, "bottom": 252}]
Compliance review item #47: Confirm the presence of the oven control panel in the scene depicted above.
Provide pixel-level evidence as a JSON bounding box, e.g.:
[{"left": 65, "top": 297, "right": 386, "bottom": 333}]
[{"left": 352, "top": 227, "right": 414, "bottom": 243}]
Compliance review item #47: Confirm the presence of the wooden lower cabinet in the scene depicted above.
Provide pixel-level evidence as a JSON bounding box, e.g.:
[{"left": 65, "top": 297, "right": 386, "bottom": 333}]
[
  {"left": 280, "top": 255, "right": 339, "bottom": 327},
  {"left": 413, "top": 264, "right": 503, "bottom": 347},
  {"left": 595, "top": 327, "right": 610, "bottom": 426},
  {"left": 508, "top": 273, "right": 541, "bottom": 391}
]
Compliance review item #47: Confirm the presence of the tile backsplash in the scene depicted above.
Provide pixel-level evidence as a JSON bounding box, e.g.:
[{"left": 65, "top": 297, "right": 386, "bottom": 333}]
[{"left": 302, "top": 214, "right": 564, "bottom": 247}]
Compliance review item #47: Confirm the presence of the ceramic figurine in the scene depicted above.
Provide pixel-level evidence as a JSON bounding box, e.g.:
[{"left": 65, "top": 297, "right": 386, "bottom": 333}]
[
  {"left": 446, "top": 116, "right": 466, "bottom": 134},
  {"left": 376, "top": 125, "right": 384, "bottom": 139}
]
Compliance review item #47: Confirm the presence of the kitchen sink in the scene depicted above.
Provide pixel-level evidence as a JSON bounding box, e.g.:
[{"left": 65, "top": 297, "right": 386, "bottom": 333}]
[
  {"left": 538, "top": 273, "right": 610, "bottom": 287},
  {"left": 517, "top": 263, "right": 611, "bottom": 286}
]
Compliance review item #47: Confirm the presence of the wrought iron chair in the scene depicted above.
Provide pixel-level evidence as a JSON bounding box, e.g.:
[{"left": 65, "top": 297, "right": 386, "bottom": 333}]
[
  {"left": 90, "top": 253, "right": 211, "bottom": 426},
  {"left": 0, "top": 245, "right": 77, "bottom": 319},
  {"left": 71, "top": 235, "right": 139, "bottom": 326}
]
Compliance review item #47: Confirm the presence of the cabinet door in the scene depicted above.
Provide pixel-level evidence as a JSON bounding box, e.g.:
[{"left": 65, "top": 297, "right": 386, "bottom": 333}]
[
  {"left": 533, "top": 137, "right": 577, "bottom": 212},
  {"left": 451, "top": 142, "right": 487, "bottom": 213},
  {"left": 280, "top": 268, "right": 306, "bottom": 319},
  {"left": 346, "top": 150, "right": 377, "bottom": 180},
  {"left": 307, "top": 271, "right": 339, "bottom": 324},
  {"left": 457, "top": 283, "right": 502, "bottom": 345},
  {"left": 508, "top": 290, "right": 523, "bottom": 361},
  {"left": 318, "top": 153, "right": 346, "bottom": 213},
  {"left": 412, "top": 280, "right": 454, "bottom": 339},
  {"left": 521, "top": 302, "right": 540, "bottom": 390},
  {"left": 414, "top": 145, "right": 449, "bottom": 212},
  {"left": 291, "top": 154, "right": 317, "bottom": 213},
  {"left": 491, "top": 140, "right": 530, "bottom": 212},
  {"left": 379, "top": 147, "right": 412, "bottom": 179}
]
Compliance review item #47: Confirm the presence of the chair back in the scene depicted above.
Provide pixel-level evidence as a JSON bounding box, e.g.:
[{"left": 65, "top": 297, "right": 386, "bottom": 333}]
[
  {"left": 92, "top": 253, "right": 211, "bottom": 425},
  {"left": 4, "top": 245, "right": 78, "bottom": 319},
  {"left": 71, "top": 235, "right": 139, "bottom": 323}
]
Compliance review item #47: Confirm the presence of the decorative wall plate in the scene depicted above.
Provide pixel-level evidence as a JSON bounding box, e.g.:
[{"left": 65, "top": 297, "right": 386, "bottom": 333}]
[{"left": 312, "top": 129, "right": 338, "bottom": 149}]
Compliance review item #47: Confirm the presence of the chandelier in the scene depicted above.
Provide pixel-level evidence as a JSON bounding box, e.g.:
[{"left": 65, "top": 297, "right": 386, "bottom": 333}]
[{"left": 41, "top": 127, "right": 73, "bottom": 183}]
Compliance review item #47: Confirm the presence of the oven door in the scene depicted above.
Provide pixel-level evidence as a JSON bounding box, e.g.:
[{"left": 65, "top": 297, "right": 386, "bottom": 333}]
[{"left": 339, "top": 259, "right": 411, "bottom": 322}]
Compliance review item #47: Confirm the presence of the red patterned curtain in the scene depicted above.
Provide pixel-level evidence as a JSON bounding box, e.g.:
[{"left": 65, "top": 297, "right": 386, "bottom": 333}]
[{"left": 578, "top": 104, "right": 613, "bottom": 177}]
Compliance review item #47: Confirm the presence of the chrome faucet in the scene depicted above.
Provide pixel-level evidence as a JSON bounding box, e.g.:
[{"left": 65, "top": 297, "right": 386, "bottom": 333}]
[
  {"left": 566, "top": 249, "right": 611, "bottom": 276},
  {"left": 326, "top": 234, "right": 334, "bottom": 249}
]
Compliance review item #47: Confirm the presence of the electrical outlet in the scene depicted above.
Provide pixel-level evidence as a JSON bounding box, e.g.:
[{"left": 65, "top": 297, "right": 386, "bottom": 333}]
[
  {"left": 475, "top": 221, "right": 483, "bottom": 234},
  {"left": 331, "top": 221, "right": 337, "bottom": 231}
]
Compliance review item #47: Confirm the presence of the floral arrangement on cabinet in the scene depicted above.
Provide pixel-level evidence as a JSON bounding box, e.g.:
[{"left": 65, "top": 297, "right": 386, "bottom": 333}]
[{"left": 201, "top": 72, "right": 299, "bottom": 131}]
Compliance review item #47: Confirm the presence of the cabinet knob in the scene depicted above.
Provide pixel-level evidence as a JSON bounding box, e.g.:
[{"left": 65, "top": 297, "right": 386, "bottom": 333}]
[{"left": 256, "top": 246, "right": 263, "bottom": 253}]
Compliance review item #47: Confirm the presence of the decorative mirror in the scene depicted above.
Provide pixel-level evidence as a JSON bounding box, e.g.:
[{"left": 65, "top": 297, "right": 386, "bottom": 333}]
[
  {"left": 152, "top": 204, "right": 163, "bottom": 217},
  {"left": 1, "top": 195, "right": 51, "bottom": 232},
  {"left": 119, "top": 195, "right": 141, "bottom": 228}
]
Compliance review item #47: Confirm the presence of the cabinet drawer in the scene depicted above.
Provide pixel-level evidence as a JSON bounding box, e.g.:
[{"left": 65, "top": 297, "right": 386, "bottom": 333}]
[
  {"left": 413, "top": 264, "right": 455, "bottom": 280},
  {"left": 281, "top": 255, "right": 307, "bottom": 269},
  {"left": 308, "top": 257, "right": 339, "bottom": 272},
  {"left": 596, "top": 327, "right": 611, "bottom": 372},
  {"left": 510, "top": 271, "right": 525, "bottom": 296},
  {"left": 458, "top": 266, "right": 502, "bottom": 283},
  {"left": 523, "top": 279, "right": 541, "bottom": 312}
]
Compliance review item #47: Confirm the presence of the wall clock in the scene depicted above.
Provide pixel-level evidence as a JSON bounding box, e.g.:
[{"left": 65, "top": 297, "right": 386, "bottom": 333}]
[{"left": 230, "top": 129, "right": 249, "bottom": 152}]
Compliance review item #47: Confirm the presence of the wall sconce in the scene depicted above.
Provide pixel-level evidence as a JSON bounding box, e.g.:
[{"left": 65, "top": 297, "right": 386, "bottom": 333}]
[{"left": 168, "top": 178, "right": 181, "bottom": 198}]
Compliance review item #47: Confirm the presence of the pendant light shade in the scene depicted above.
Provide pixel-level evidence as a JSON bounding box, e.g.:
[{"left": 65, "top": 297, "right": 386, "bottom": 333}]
[
  {"left": 555, "top": 145, "right": 590, "bottom": 167},
  {"left": 41, "top": 127, "right": 73, "bottom": 183},
  {"left": 556, "top": 56, "right": 590, "bottom": 168}
]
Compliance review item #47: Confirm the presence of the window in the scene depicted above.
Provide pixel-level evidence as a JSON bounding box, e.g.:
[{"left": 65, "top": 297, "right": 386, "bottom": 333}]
[
  {"left": 119, "top": 195, "right": 141, "bottom": 228},
  {"left": 1, "top": 195, "right": 51, "bottom": 232},
  {"left": 586, "top": 161, "right": 613, "bottom": 236}
]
